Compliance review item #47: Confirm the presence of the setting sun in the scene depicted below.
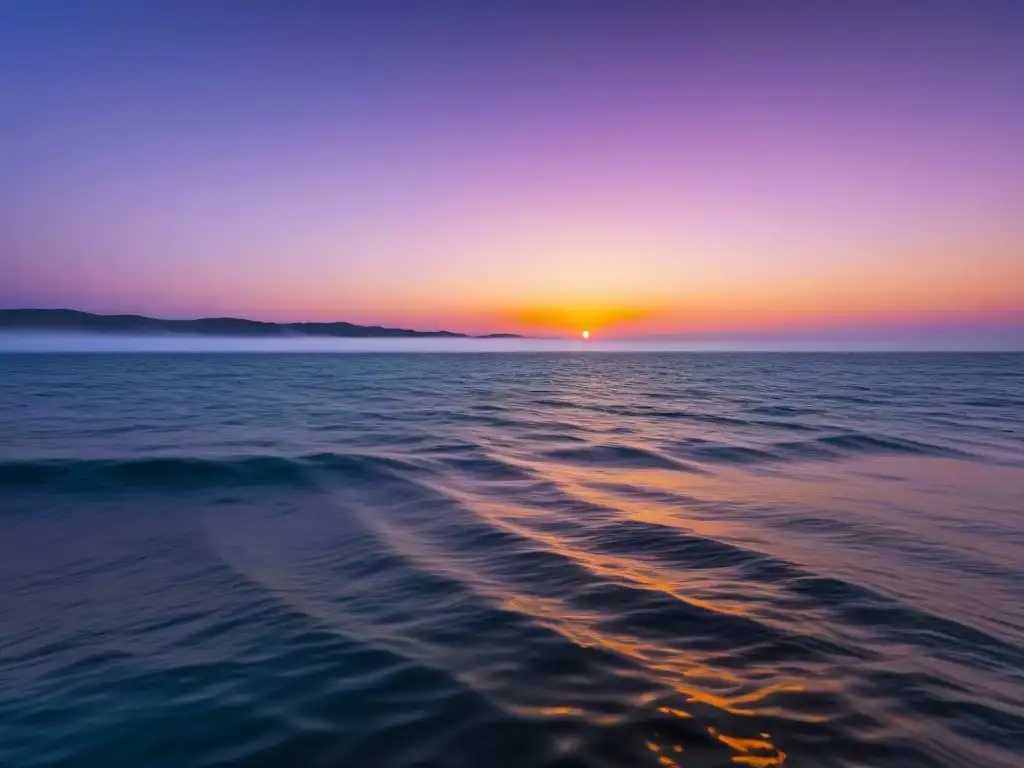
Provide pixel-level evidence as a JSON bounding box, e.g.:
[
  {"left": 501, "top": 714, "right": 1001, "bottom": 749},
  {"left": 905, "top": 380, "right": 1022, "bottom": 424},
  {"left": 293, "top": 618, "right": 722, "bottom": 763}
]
[{"left": 582, "top": 330, "right": 590, "bottom": 339}]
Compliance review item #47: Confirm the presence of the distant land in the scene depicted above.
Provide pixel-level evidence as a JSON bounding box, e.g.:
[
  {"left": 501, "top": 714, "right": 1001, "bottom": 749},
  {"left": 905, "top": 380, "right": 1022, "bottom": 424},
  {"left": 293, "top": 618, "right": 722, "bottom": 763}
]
[{"left": 0, "top": 309, "right": 522, "bottom": 339}]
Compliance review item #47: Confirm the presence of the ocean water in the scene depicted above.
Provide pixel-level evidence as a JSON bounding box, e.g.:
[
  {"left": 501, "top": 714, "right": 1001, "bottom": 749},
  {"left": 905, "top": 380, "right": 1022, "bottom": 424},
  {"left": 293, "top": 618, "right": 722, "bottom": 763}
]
[{"left": 1, "top": 351, "right": 1022, "bottom": 768}]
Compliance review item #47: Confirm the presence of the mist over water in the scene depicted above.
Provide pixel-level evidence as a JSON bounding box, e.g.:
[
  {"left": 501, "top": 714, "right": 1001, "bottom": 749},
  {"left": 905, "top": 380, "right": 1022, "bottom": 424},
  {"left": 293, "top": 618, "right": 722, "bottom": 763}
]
[
  {"left": 1, "top": 330, "right": 1022, "bottom": 353},
  {"left": 1, "top": 352, "right": 1022, "bottom": 767}
]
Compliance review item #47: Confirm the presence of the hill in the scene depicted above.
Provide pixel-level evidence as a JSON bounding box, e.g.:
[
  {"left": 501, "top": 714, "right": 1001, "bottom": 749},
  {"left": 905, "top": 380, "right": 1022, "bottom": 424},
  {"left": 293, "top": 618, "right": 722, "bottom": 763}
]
[{"left": 0, "top": 309, "right": 521, "bottom": 339}]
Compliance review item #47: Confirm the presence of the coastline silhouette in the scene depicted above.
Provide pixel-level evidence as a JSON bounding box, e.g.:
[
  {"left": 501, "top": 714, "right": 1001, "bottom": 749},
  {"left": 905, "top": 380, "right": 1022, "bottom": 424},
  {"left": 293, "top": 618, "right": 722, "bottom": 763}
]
[{"left": 0, "top": 309, "right": 522, "bottom": 339}]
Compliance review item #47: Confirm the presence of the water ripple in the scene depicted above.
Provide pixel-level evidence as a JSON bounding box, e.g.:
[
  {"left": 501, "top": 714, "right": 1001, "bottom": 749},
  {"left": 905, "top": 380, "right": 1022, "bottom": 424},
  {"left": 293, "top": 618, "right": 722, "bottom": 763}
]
[{"left": 1, "top": 352, "right": 1022, "bottom": 767}]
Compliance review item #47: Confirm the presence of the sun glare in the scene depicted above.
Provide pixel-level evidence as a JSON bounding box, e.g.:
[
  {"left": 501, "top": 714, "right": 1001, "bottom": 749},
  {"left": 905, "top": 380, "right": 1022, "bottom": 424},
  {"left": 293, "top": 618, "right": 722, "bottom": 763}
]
[{"left": 582, "top": 330, "right": 590, "bottom": 340}]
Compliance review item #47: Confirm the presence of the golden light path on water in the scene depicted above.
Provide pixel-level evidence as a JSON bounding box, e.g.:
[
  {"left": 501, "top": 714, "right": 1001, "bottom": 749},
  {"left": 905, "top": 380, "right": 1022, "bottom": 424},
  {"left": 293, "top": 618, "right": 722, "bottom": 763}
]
[{"left": 474, "top": 458, "right": 796, "bottom": 766}]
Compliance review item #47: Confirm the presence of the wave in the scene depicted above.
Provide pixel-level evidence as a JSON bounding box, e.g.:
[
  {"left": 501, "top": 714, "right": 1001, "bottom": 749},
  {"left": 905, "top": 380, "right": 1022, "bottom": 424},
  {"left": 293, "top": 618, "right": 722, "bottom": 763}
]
[
  {"left": 533, "top": 400, "right": 828, "bottom": 434},
  {"left": 806, "top": 432, "right": 965, "bottom": 456},
  {"left": 665, "top": 432, "right": 969, "bottom": 467},
  {"left": 541, "top": 444, "right": 700, "bottom": 472},
  {"left": 747, "top": 404, "right": 825, "bottom": 416},
  {"left": 0, "top": 428, "right": 976, "bottom": 493},
  {"left": 437, "top": 454, "right": 538, "bottom": 482},
  {"left": 958, "top": 397, "right": 1024, "bottom": 408},
  {"left": 0, "top": 453, "right": 426, "bottom": 492}
]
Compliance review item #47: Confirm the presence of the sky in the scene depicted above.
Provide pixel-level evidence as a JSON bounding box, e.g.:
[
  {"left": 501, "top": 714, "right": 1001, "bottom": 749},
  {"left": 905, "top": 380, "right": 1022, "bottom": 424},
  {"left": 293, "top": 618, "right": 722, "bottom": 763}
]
[{"left": 1, "top": 1, "right": 1023, "bottom": 342}]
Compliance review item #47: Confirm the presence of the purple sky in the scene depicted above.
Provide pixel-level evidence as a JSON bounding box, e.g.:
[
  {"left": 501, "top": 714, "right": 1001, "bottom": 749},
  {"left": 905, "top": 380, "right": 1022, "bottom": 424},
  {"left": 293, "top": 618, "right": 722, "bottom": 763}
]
[{"left": 2, "top": 2, "right": 1022, "bottom": 343}]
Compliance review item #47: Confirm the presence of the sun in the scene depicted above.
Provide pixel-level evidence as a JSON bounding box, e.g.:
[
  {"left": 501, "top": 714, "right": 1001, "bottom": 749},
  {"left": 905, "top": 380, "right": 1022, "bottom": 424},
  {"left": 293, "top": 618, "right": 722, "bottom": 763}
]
[{"left": 581, "top": 330, "right": 590, "bottom": 340}]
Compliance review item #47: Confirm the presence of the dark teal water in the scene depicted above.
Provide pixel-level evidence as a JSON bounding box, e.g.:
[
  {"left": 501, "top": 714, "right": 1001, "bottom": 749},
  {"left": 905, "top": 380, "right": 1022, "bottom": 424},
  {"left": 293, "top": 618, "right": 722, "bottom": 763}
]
[{"left": 1, "top": 353, "right": 1022, "bottom": 768}]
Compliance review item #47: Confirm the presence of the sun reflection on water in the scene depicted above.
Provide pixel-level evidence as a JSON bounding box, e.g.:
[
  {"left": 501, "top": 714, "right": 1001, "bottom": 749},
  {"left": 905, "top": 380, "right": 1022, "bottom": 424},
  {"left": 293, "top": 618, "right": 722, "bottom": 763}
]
[{"left": 467, "top": 468, "right": 801, "bottom": 764}]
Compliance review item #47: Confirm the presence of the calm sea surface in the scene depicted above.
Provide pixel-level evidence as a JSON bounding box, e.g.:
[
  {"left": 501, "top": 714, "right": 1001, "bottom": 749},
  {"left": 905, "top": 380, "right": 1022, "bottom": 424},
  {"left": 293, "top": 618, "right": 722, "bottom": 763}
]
[{"left": 1, "top": 352, "right": 1022, "bottom": 768}]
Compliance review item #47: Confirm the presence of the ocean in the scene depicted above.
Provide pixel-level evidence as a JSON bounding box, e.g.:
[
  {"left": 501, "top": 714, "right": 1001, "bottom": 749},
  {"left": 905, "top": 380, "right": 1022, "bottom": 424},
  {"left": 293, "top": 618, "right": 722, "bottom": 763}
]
[{"left": 1, "top": 351, "right": 1022, "bottom": 767}]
